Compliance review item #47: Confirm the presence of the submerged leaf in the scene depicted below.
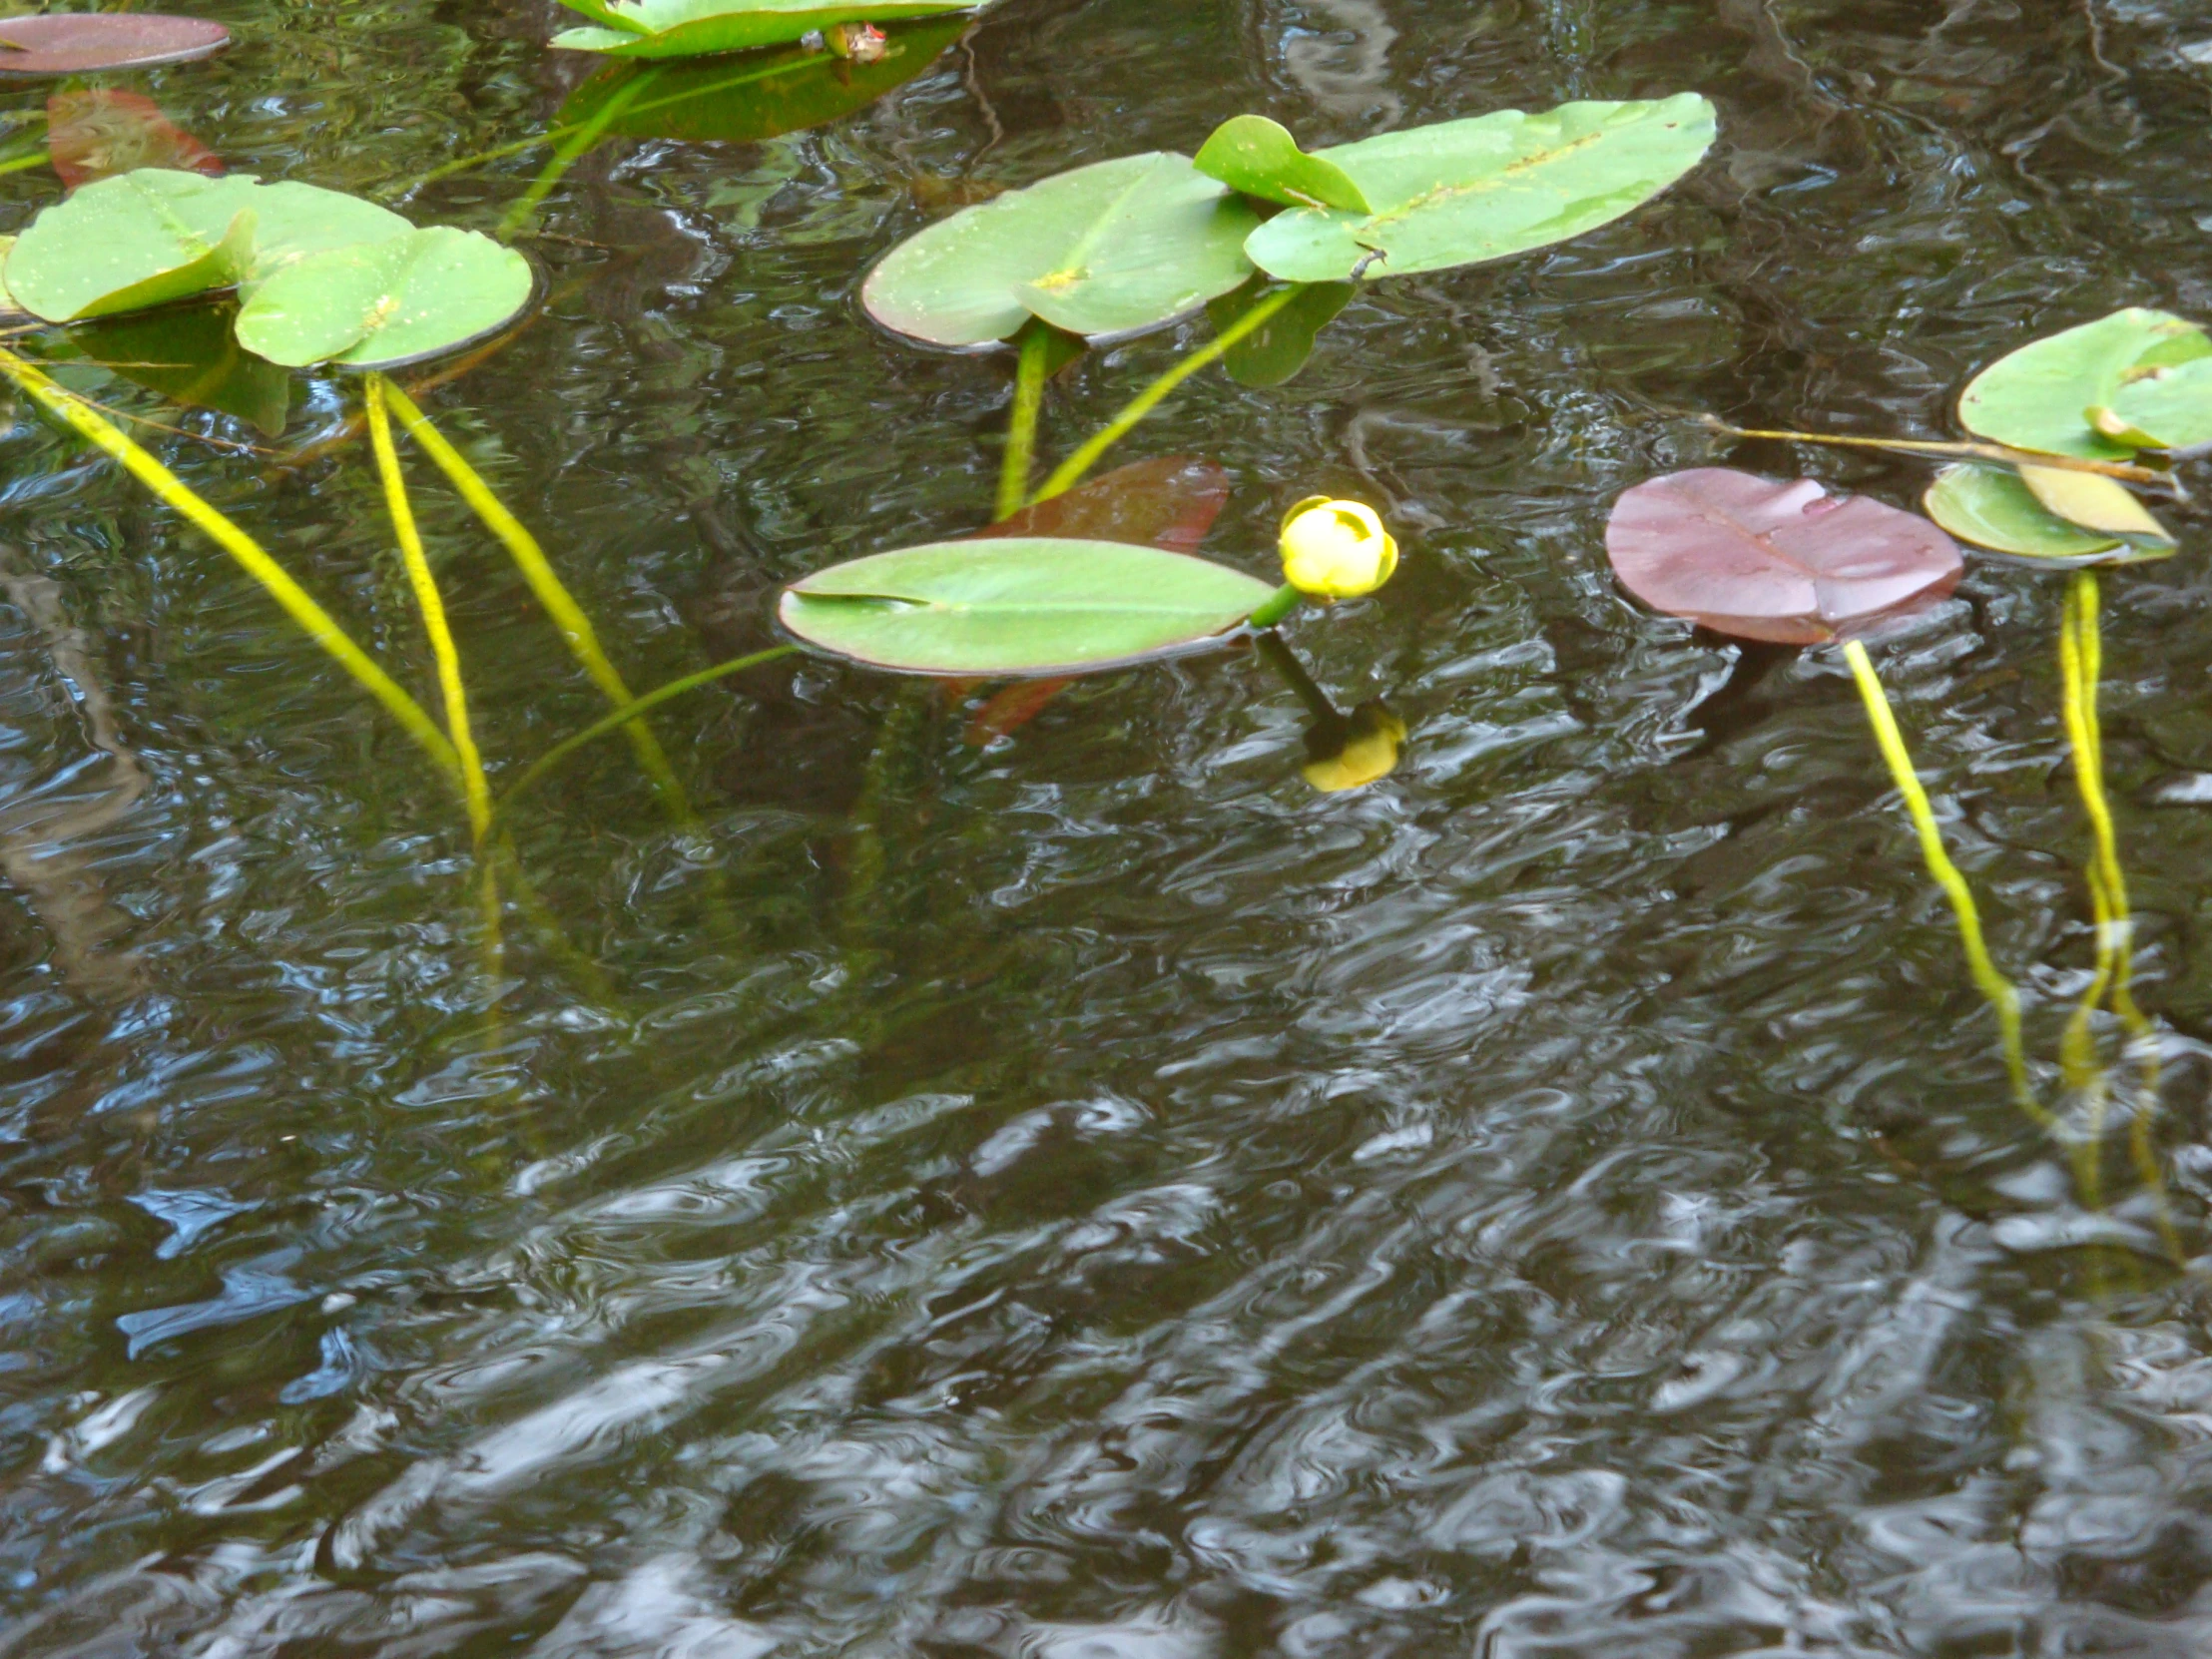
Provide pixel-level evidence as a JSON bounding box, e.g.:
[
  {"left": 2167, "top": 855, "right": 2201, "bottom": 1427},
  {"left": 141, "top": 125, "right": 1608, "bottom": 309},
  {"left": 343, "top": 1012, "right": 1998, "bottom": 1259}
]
[
  {"left": 2015, "top": 463, "right": 2172, "bottom": 545},
  {"left": 551, "top": 0, "right": 975, "bottom": 58},
  {"left": 48, "top": 91, "right": 222, "bottom": 191},
  {"left": 779, "top": 538, "right": 1275, "bottom": 675},
  {"left": 978, "top": 455, "right": 1231, "bottom": 551},
  {"left": 861, "top": 152, "right": 1259, "bottom": 347},
  {"left": 1922, "top": 464, "right": 2158, "bottom": 564},
  {"left": 235, "top": 227, "right": 534, "bottom": 370},
  {"left": 1207, "top": 277, "right": 1351, "bottom": 387},
  {"left": 70, "top": 302, "right": 289, "bottom": 435},
  {"left": 557, "top": 16, "right": 963, "bottom": 144},
  {"left": 1193, "top": 115, "right": 1372, "bottom": 213},
  {"left": 1957, "top": 306, "right": 2211, "bottom": 460},
  {"left": 0, "top": 13, "right": 229, "bottom": 75},
  {"left": 1243, "top": 94, "right": 1715, "bottom": 283},
  {"left": 1606, "top": 467, "right": 1961, "bottom": 645}
]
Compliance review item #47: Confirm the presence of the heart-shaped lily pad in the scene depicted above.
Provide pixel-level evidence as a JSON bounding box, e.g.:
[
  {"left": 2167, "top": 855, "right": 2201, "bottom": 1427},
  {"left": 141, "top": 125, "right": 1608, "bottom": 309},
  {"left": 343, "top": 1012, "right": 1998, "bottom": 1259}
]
[
  {"left": 1607, "top": 467, "right": 1961, "bottom": 645},
  {"left": 862, "top": 152, "right": 1261, "bottom": 347},
  {"left": 6, "top": 170, "right": 410, "bottom": 323},
  {"left": 1922, "top": 463, "right": 2164, "bottom": 563},
  {"left": 559, "top": 16, "right": 963, "bottom": 143},
  {"left": 234, "top": 227, "right": 535, "bottom": 370},
  {"left": 1243, "top": 94, "right": 1715, "bottom": 283},
  {"left": 1193, "top": 115, "right": 1371, "bottom": 213},
  {"left": 552, "top": 0, "right": 974, "bottom": 58},
  {"left": 779, "top": 538, "right": 1275, "bottom": 675},
  {"left": 1957, "top": 306, "right": 2211, "bottom": 460},
  {"left": 1206, "top": 277, "right": 1352, "bottom": 387},
  {"left": 0, "top": 13, "right": 229, "bottom": 75}
]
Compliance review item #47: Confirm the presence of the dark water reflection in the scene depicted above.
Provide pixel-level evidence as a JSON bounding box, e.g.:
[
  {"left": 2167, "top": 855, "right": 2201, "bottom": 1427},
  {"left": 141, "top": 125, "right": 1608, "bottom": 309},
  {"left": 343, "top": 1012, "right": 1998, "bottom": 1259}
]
[{"left": 7, "top": 0, "right": 2212, "bottom": 1650}]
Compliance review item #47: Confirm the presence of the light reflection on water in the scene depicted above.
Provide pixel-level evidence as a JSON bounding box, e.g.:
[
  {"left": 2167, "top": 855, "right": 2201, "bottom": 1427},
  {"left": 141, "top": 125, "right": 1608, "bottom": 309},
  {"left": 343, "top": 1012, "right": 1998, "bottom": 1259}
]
[{"left": 5, "top": 0, "right": 2212, "bottom": 1651}]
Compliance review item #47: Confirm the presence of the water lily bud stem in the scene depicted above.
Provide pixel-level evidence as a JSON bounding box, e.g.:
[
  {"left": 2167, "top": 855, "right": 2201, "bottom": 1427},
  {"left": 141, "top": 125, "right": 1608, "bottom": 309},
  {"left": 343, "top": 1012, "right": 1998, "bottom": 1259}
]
[{"left": 1247, "top": 583, "right": 1304, "bottom": 631}]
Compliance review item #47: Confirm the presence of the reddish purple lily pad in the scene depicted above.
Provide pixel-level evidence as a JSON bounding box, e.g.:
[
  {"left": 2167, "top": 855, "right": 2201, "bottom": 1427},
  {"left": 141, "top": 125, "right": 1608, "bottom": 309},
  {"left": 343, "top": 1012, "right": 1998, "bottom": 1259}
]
[
  {"left": 1606, "top": 467, "right": 1962, "bottom": 645},
  {"left": 0, "top": 14, "right": 229, "bottom": 76}
]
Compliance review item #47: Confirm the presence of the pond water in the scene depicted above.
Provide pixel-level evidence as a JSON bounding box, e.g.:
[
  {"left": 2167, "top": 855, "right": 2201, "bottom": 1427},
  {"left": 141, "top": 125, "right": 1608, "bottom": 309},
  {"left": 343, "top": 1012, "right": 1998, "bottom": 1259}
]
[{"left": 7, "top": 0, "right": 2212, "bottom": 1651}]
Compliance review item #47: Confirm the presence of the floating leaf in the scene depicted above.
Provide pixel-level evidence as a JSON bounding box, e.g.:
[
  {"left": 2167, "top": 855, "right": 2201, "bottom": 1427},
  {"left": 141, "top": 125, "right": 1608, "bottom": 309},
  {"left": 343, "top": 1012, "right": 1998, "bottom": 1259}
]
[
  {"left": 234, "top": 227, "right": 534, "bottom": 370},
  {"left": 2098, "top": 355, "right": 2212, "bottom": 453},
  {"left": 552, "top": 0, "right": 974, "bottom": 59},
  {"left": 47, "top": 90, "right": 222, "bottom": 191},
  {"left": 779, "top": 539, "right": 1275, "bottom": 675},
  {"left": 2015, "top": 463, "right": 2172, "bottom": 545},
  {"left": 1957, "top": 307, "right": 2211, "bottom": 460},
  {"left": 1207, "top": 276, "right": 1351, "bottom": 387},
  {"left": 1923, "top": 464, "right": 2127, "bottom": 562},
  {"left": 1192, "top": 115, "right": 1371, "bottom": 213},
  {"left": 1606, "top": 467, "right": 1961, "bottom": 646},
  {"left": 0, "top": 13, "right": 229, "bottom": 75},
  {"left": 1243, "top": 94, "right": 1715, "bottom": 283},
  {"left": 70, "top": 301, "right": 289, "bottom": 435},
  {"left": 861, "top": 152, "right": 1260, "bottom": 347},
  {"left": 558, "top": 16, "right": 963, "bottom": 143},
  {"left": 978, "top": 455, "right": 1231, "bottom": 551},
  {"left": 6, "top": 170, "right": 410, "bottom": 323}
]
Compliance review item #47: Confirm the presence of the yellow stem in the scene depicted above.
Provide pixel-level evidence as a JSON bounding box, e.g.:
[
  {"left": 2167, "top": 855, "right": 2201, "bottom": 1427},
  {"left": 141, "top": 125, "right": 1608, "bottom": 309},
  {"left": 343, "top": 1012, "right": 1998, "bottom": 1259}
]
[
  {"left": 1703, "top": 416, "right": 2172, "bottom": 486},
  {"left": 1844, "top": 639, "right": 2044, "bottom": 1125},
  {"left": 376, "top": 380, "right": 695, "bottom": 825},
  {"left": 364, "top": 375, "right": 493, "bottom": 842},
  {"left": 0, "top": 346, "right": 461, "bottom": 782}
]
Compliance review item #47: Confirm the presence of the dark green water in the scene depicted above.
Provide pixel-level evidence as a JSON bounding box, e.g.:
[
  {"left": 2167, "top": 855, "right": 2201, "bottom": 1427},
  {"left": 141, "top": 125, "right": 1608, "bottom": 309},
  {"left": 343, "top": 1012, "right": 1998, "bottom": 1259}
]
[{"left": 7, "top": 0, "right": 2212, "bottom": 1650}]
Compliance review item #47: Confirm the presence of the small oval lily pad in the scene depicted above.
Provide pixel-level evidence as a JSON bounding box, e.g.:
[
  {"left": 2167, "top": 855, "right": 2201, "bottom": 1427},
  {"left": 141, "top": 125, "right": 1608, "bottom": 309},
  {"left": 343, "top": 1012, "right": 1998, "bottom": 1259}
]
[
  {"left": 1923, "top": 463, "right": 2170, "bottom": 564},
  {"left": 1243, "top": 94, "right": 1715, "bottom": 283},
  {"left": 862, "top": 152, "right": 1260, "bottom": 347},
  {"left": 2100, "top": 355, "right": 2212, "bottom": 453},
  {"left": 1607, "top": 467, "right": 1961, "bottom": 645},
  {"left": 0, "top": 13, "right": 229, "bottom": 75},
  {"left": 779, "top": 538, "right": 1276, "bottom": 675},
  {"left": 1193, "top": 115, "right": 1371, "bottom": 213}
]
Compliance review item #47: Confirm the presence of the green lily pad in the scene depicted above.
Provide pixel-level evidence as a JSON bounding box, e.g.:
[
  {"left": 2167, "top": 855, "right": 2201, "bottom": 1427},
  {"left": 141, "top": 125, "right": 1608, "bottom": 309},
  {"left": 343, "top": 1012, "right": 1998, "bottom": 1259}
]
[
  {"left": 1193, "top": 115, "right": 1371, "bottom": 213},
  {"left": 2100, "top": 354, "right": 2212, "bottom": 453},
  {"left": 1242, "top": 94, "right": 1715, "bottom": 283},
  {"left": 558, "top": 16, "right": 964, "bottom": 143},
  {"left": 5, "top": 169, "right": 410, "bottom": 323},
  {"left": 1957, "top": 306, "right": 2211, "bottom": 460},
  {"left": 1206, "top": 276, "right": 1352, "bottom": 387},
  {"left": 552, "top": 0, "right": 975, "bottom": 59},
  {"left": 1922, "top": 463, "right": 2170, "bottom": 564},
  {"left": 862, "top": 152, "right": 1261, "bottom": 347},
  {"left": 234, "top": 227, "right": 534, "bottom": 370},
  {"left": 70, "top": 301, "right": 290, "bottom": 435},
  {"left": 778, "top": 538, "right": 1276, "bottom": 675}
]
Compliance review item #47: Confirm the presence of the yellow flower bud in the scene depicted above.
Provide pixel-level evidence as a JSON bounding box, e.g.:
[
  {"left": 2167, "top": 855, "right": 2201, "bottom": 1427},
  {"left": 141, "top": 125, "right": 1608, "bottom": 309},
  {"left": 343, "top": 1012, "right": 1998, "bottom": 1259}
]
[
  {"left": 1302, "top": 702, "right": 1407, "bottom": 793},
  {"left": 1279, "top": 497, "right": 1398, "bottom": 601}
]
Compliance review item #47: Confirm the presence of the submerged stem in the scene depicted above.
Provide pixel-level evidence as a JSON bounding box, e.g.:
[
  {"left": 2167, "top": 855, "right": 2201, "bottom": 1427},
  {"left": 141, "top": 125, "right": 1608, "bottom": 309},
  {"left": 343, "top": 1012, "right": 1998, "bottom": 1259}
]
[
  {"left": 1703, "top": 416, "right": 2173, "bottom": 487},
  {"left": 997, "top": 321, "right": 1052, "bottom": 522},
  {"left": 378, "top": 381, "right": 697, "bottom": 827},
  {"left": 491, "top": 644, "right": 798, "bottom": 824},
  {"left": 365, "top": 375, "right": 493, "bottom": 842},
  {"left": 0, "top": 346, "right": 461, "bottom": 782},
  {"left": 1030, "top": 283, "right": 1306, "bottom": 505},
  {"left": 497, "top": 66, "right": 660, "bottom": 241},
  {"left": 2058, "top": 573, "right": 2182, "bottom": 1262},
  {"left": 1843, "top": 639, "right": 2043, "bottom": 1125}
]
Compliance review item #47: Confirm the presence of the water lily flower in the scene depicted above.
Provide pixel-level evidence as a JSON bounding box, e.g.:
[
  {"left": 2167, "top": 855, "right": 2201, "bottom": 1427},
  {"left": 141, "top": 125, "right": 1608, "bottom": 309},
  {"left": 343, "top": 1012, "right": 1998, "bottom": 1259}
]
[{"left": 1279, "top": 497, "right": 1397, "bottom": 601}]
